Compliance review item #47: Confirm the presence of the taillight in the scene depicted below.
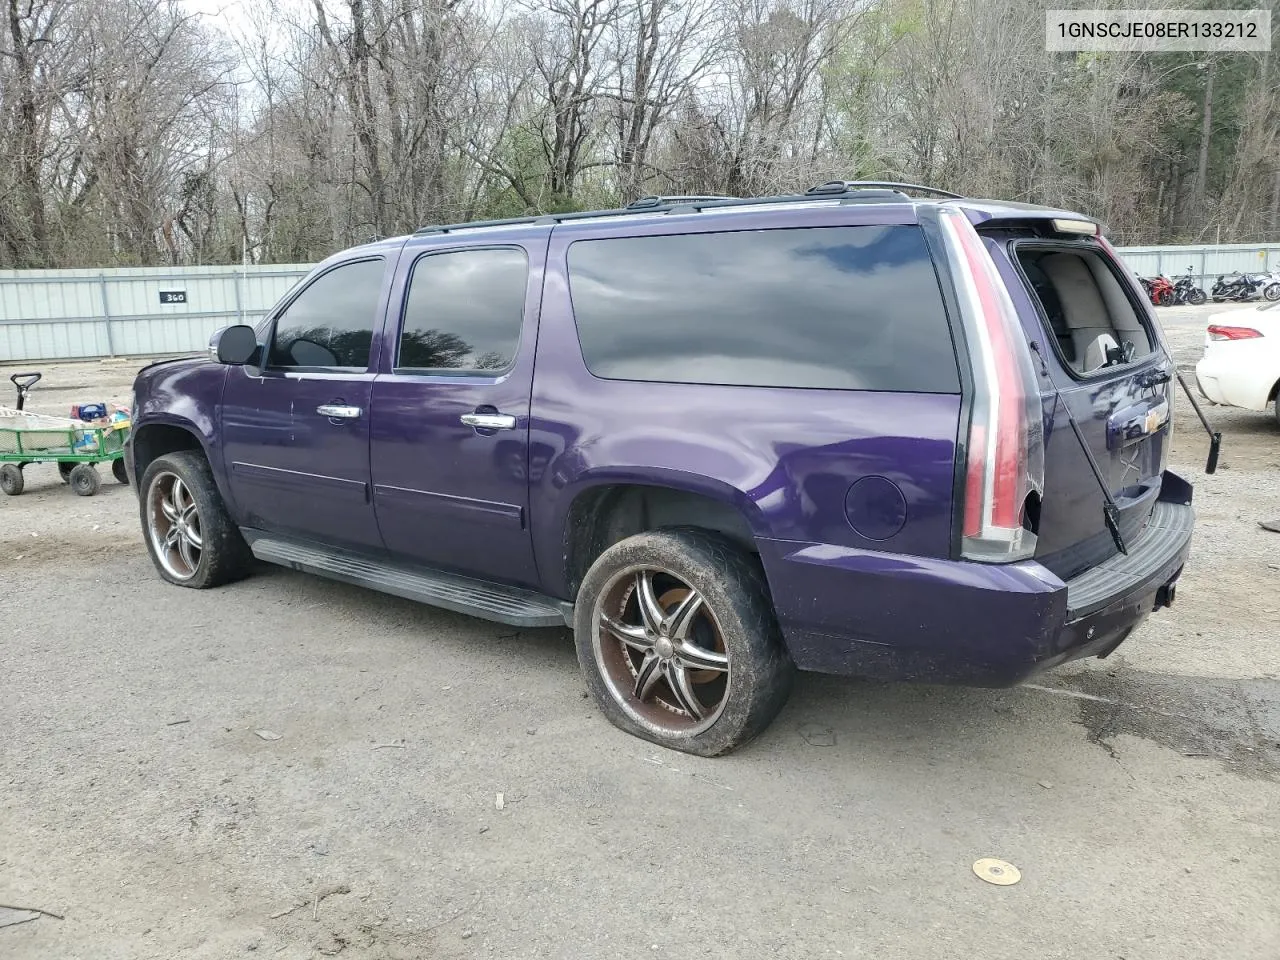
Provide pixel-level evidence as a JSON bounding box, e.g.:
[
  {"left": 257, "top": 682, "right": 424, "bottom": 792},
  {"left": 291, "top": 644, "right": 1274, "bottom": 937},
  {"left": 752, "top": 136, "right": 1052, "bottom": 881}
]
[
  {"left": 937, "top": 207, "right": 1045, "bottom": 562},
  {"left": 1207, "top": 324, "right": 1263, "bottom": 340}
]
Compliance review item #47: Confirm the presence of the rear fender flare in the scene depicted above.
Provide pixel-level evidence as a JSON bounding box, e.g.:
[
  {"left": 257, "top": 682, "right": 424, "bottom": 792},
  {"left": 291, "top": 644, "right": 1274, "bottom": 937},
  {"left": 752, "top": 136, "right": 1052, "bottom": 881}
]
[{"left": 545, "top": 467, "right": 769, "bottom": 599}]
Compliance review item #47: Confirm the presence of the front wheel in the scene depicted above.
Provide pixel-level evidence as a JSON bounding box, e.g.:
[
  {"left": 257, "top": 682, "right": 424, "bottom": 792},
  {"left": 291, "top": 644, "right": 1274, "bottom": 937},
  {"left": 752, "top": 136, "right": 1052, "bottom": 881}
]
[
  {"left": 111, "top": 458, "right": 129, "bottom": 484},
  {"left": 69, "top": 463, "right": 100, "bottom": 496},
  {"left": 0, "top": 464, "right": 23, "bottom": 496},
  {"left": 574, "top": 528, "right": 794, "bottom": 757},
  {"left": 139, "top": 451, "right": 253, "bottom": 588},
  {"left": 1189, "top": 288, "right": 1207, "bottom": 305},
  {"left": 1157, "top": 289, "right": 1174, "bottom": 306},
  {"left": 1264, "top": 283, "right": 1280, "bottom": 302}
]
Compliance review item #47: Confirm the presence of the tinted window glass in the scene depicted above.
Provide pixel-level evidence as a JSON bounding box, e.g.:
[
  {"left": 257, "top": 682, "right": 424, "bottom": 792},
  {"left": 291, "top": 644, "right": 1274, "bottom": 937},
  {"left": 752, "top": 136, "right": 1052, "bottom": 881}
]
[
  {"left": 567, "top": 226, "right": 959, "bottom": 392},
  {"left": 398, "top": 248, "right": 528, "bottom": 371},
  {"left": 269, "top": 259, "right": 384, "bottom": 369}
]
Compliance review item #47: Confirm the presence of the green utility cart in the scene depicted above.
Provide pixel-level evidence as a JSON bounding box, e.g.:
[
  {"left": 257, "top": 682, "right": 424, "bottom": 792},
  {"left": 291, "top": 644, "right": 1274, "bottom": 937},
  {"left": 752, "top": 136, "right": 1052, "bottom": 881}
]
[{"left": 0, "top": 373, "right": 130, "bottom": 497}]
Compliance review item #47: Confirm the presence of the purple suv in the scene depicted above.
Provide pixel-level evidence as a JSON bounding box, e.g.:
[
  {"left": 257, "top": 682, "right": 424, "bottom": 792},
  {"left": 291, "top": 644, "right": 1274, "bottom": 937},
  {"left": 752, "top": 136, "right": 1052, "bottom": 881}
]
[{"left": 127, "top": 182, "right": 1194, "bottom": 756}]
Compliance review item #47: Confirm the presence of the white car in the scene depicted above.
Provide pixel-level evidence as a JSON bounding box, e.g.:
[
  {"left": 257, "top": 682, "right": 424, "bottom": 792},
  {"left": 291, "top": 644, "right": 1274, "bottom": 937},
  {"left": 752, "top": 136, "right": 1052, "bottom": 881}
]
[{"left": 1195, "top": 300, "right": 1280, "bottom": 425}]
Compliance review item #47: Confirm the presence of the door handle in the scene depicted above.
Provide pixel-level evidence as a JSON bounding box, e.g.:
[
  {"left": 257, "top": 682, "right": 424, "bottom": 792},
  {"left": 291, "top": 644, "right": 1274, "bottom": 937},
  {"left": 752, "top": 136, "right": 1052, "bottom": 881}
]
[
  {"left": 317, "top": 404, "right": 362, "bottom": 420},
  {"left": 460, "top": 412, "right": 516, "bottom": 430}
]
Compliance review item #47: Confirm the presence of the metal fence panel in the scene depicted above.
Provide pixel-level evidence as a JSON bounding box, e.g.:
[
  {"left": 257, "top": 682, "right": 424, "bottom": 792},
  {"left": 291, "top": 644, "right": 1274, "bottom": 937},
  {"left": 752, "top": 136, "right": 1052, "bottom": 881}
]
[
  {"left": 0, "top": 265, "right": 311, "bottom": 362},
  {"left": 1108, "top": 243, "right": 1280, "bottom": 288},
  {"left": 2, "top": 244, "right": 1279, "bottom": 362}
]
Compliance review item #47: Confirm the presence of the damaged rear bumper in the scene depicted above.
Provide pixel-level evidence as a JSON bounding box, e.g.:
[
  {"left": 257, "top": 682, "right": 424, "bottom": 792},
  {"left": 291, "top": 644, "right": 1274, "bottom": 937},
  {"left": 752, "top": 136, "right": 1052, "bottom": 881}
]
[
  {"left": 1035, "top": 495, "right": 1194, "bottom": 673},
  {"left": 758, "top": 472, "right": 1195, "bottom": 685}
]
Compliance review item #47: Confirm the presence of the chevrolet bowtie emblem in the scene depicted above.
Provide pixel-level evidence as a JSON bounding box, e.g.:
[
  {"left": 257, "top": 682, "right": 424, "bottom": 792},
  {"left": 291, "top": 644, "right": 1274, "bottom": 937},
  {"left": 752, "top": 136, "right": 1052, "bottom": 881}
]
[{"left": 1143, "top": 400, "right": 1170, "bottom": 435}]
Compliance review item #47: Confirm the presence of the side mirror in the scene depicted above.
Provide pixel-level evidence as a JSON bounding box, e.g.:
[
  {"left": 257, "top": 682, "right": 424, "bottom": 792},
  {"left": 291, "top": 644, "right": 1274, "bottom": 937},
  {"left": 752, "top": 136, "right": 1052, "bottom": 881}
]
[
  {"left": 210, "top": 325, "right": 260, "bottom": 365},
  {"left": 286, "top": 338, "right": 338, "bottom": 367}
]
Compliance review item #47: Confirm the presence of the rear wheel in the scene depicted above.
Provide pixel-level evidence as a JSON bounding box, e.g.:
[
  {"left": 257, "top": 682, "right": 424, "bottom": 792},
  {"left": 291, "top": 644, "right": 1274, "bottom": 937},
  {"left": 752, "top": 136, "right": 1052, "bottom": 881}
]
[
  {"left": 0, "top": 464, "right": 23, "bottom": 496},
  {"left": 140, "top": 450, "right": 252, "bottom": 588},
  {"left": 111, "top": 458, "right": 129, "bottom": 484},
  {"left": 58, "top": 461, "right": 74, "bottom": 484},
  {"left": 69, "top": 463, "right": 100, "bottom": 496},
  {"left": 574, "top": 527, "right": 794, "bottom": 757}
]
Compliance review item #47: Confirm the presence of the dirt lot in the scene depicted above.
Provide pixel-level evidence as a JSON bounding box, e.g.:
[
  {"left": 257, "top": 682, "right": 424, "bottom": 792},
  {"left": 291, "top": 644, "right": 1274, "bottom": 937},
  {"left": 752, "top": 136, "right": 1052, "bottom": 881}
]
[{"left": 2, "top": 304, "right": 1278, "bottom": 960}]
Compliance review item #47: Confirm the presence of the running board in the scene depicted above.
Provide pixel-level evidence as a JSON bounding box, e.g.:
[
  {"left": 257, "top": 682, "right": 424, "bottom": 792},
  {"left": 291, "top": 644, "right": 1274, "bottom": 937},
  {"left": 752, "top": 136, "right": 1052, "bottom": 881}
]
[{"left": 245, "top": 533, "right": 573, "bottom": 629}]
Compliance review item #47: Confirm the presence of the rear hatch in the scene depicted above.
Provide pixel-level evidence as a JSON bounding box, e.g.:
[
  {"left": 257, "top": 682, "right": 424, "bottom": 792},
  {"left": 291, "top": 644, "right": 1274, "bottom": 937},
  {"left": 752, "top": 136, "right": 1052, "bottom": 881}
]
[{"left": 988, "top": 224, "right": 1174, "bottom": 580}]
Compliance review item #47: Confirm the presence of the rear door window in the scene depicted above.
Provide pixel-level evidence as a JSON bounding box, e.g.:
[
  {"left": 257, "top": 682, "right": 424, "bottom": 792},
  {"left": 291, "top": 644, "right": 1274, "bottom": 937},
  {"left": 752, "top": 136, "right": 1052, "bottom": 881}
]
[
  {"left": 396, "top": 247, "right": 528, "bottom": 373},
  {"left": 1015, "top": 246, "right": 1153, "bottom": 375},
  {"left": 565, "top": 225, "right": 959, "bottom": 393}
]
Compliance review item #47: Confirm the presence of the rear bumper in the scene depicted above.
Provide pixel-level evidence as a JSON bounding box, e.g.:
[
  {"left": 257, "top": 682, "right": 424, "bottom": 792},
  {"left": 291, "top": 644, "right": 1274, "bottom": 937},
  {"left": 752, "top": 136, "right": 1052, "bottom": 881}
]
[
  {"left": 758, "top": 477, "right": 1195, "bottom": 686},
  {"left": 1036, "top": 498, "right": 1193, "bottom": 673},
  {"left": 1194, "top": 354, "right": 1275, "bottom": 411}
]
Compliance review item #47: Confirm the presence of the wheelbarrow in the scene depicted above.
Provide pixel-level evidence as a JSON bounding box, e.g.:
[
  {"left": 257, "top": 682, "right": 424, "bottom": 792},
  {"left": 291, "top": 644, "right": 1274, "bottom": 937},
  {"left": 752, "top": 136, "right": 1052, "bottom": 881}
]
[{"left": 0, "top": 372, "right": 131, "bottom": 497}]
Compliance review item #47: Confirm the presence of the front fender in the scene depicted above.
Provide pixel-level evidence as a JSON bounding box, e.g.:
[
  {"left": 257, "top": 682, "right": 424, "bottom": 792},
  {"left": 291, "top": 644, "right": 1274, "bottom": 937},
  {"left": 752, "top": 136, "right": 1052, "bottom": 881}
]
[{"left": 129, "top": 359, "right": 230, "bottom": 498}]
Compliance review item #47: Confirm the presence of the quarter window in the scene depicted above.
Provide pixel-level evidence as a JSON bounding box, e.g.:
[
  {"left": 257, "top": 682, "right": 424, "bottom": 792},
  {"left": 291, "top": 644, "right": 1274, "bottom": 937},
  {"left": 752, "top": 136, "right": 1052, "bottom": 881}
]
[
  {"left": 566, "top": 226, "right": 959, "bottom": 392},
  {"left": 397, "top": 247, "right": 528, "bottom": 372},
  {"left": 268, "top": 258, "right": 385, "bottom": 369}
]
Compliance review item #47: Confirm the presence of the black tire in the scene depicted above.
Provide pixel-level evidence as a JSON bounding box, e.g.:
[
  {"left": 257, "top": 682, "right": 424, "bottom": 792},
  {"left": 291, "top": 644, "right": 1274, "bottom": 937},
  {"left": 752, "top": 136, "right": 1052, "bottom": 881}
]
[
  {"left": 139, "top": 450, "right": 252, "bottom": 589},
  {"left": 111, "top": 458, "right": 129, "bottom": 484},
  {"left": 58, "top": 461, "right": 74, "bottom": 484},
  {"left": 69, "top": 463, "right": 100, "bottom": 497},
  {"left": 1189, "top": 288, "right": 1207, "bottom": 305},
  {"left": 1265, "top": 283, "right": 1280, "bottom": 303},
  {"left": 0, "top": 464, "right": 23, "bottom": 496},
  {"left": 1157, "top": 289, "right": 1173, "bottom": 307},
  {"left": 574, "top": 527, "right": 794, "bottom": 757}
]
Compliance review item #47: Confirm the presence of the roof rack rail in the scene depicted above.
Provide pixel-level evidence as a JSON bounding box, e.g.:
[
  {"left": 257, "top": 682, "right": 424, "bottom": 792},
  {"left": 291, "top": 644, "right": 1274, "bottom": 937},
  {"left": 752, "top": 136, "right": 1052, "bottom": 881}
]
[
  {"left": 413, "top": 208, "right": 625, "bottom": 235},
  {"left": 412, "top": 182, "right": 943, "bottom": 235},
  {"left": 806, "top": 180, "right": 964, "bottom": 199},
  {"left": 626, "top": 194, "right": 738, "bottom": 209}
]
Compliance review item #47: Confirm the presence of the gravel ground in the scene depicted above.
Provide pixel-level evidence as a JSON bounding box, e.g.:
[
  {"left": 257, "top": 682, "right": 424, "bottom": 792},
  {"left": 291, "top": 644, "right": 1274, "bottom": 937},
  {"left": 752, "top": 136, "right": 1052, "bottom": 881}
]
[{"left": 2, "top": 303, "right": 1278, "bottom": 960}]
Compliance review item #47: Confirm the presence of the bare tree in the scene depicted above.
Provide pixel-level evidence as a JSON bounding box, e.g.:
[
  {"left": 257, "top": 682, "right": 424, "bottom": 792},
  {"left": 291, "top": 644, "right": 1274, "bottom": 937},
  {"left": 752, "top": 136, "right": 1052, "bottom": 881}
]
[
  {"left": 605, "top": 0, "right": 722, "bottom": 199},
  {"left": 2, "top": 0, "right": 1276, "bottom": 269},
  {"left": 0, "top": 0, "right": 78, "bottom": 266},
  {"left": 523, "top": 0, "right": 620, "bottom": 201}
]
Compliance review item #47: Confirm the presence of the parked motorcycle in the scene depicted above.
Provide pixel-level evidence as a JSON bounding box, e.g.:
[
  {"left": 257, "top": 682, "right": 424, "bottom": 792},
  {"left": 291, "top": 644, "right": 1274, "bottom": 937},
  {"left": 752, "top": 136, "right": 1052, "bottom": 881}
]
[
  {"left": 1211, "top": 271, "right": 1267, "bottom": 302},
  {"left": 1258, "top": 263, "right": 1280, "bottom": 302},
  {"left": 1171, "top": 267, "right": 1207, "bottom": 305},
  {"left": 1145, "top": 273, "right": 1175, "bottom": 306}
]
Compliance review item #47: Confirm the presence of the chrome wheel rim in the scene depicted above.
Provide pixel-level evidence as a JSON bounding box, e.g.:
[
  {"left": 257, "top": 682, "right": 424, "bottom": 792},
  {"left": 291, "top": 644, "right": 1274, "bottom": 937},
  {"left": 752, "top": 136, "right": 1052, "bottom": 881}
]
[
  {"left": 591, "top": 565, "right": 731, "bottom": 737},
  {"left": 146, "top": 472, "right": 202, "bottom": 580}
]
